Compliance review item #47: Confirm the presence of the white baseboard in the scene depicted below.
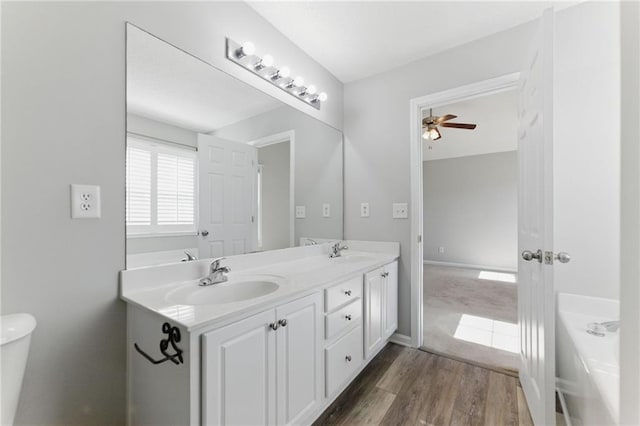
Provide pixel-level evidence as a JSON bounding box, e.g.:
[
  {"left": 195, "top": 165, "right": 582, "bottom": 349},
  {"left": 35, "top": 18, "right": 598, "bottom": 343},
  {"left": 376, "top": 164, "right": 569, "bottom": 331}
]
[
  {"left": 423, "top": 259, "right": 517, "bottom": 273},
  {"left": 389, "top": 333, "right": 413, "bottom": 347}
]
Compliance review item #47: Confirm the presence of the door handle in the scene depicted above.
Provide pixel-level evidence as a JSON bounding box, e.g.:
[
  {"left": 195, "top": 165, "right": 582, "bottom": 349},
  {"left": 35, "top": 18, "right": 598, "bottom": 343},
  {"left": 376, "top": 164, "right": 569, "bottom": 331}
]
[
  {"left": 522, "top": 249, "right": 543, "bottom": 263},
  {"left": 200, "top": 230, "right": 209, "bottom": 238},
  {"left": 555, "top": 252, "right": 571, "bottom": 264}
]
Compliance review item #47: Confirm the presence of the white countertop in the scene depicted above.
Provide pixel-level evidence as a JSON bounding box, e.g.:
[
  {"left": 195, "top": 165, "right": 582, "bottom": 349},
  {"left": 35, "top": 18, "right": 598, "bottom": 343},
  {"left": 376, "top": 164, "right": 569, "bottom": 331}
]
[{"left": 121, "top": 241, "right": 399, "bottom": 332}]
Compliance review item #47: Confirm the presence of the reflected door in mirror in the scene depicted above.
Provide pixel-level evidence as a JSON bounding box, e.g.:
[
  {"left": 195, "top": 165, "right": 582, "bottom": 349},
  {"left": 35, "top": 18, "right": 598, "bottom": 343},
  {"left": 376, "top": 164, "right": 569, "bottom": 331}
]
[{"left": 198, "top": 134, "right": 257, "bottom": 258}]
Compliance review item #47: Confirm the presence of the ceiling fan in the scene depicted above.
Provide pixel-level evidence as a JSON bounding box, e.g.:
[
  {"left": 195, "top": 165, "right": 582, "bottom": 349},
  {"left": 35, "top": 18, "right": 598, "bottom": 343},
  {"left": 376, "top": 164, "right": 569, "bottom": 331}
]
[{"left": 422, "top": 108, "right": 477, "bottom": 141}]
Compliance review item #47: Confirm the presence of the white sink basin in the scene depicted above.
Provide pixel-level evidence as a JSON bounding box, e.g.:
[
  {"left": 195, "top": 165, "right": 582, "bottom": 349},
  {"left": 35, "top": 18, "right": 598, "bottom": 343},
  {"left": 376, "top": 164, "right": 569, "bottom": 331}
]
[
  {"left": 331, "top": 254, "right": 376, "bottom": 264},
  {"left": 166, "top": 275, "right": 282, "bottom": 305}
]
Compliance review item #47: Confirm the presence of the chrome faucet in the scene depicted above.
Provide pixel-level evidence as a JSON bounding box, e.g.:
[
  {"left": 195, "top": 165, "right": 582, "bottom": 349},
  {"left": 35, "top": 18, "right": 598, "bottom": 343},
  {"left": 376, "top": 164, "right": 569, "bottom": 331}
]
[
  {"left": 181, "top": 250, "right": 198, "bottom": 262},
  {"left": 329, "top": 242, "right": 349, "bottom": 258},
  {"left": 199, "top": 257, "right": 231, "bottom": 286},
  {"left": 306, "top": 238, "right": 318, "bottom": 245},
  {"left": 586, "top": 320, "right": 619, "bottom": 336}
]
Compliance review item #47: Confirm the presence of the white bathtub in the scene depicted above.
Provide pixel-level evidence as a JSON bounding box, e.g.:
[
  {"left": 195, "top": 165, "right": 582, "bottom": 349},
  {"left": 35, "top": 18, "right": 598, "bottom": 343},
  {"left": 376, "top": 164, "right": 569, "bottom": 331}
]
[{"left": 556, "top": 293, "right": 619, "bottom": 425}]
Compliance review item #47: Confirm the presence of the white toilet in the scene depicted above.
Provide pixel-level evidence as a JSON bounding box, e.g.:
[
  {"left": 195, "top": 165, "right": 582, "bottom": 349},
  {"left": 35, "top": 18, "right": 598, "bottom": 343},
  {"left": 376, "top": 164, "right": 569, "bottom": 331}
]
[{"left": 1, "top": 313, "right": 37, "bottom": 425}]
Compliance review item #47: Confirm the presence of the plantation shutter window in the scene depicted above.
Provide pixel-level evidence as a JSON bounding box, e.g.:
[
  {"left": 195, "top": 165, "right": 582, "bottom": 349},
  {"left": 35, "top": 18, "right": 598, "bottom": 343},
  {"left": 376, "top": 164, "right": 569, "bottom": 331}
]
[{"left": 126, "top": 136, "right": 197, "bottom": 236}]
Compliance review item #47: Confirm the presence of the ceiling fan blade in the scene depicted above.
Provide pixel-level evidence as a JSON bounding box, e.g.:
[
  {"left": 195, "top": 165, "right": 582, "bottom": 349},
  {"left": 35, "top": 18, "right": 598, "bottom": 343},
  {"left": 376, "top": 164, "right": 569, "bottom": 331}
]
[
  {"left": 435, "top": 114, "right": 457, "bottom": 123},
  {"left": 440, "top": 122, "right": 477, "bottom": 130}
]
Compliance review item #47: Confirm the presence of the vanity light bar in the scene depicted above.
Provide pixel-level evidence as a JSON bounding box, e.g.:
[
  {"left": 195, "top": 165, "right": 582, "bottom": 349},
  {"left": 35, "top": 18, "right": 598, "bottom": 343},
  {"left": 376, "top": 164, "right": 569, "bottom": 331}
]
[{"left": 225, "top": 38, "right": 327, "bottom": 111}]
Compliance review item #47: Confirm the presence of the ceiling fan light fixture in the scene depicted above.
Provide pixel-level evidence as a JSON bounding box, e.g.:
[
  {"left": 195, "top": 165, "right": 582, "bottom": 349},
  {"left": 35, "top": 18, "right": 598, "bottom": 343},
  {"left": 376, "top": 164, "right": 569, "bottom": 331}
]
[{"left": 422, "top": 125, "right": 441, "bottom": 141}]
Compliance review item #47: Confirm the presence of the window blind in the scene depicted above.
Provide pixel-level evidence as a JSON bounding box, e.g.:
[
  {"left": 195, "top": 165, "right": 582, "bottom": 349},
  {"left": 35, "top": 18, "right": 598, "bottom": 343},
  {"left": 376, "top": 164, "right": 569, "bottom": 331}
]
[{"left": 126, "top": 136, "right": 197, "bottom": 236}]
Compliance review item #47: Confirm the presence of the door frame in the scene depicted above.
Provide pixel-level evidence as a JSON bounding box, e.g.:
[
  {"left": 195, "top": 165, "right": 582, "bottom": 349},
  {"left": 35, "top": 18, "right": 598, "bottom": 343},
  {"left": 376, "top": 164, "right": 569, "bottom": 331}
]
[
  {"left": 249, "top": 130, "right": 296, "bottom": 248},
  {"left": 408, "top": 73, "right": 520, "bottom": 348}
]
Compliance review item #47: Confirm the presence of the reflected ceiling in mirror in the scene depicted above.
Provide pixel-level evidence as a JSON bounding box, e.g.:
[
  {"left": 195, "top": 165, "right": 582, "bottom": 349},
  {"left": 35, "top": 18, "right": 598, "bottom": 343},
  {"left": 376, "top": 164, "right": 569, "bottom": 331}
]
[{"left": 125, "top": 24, "right": 343, "bottom": 269}]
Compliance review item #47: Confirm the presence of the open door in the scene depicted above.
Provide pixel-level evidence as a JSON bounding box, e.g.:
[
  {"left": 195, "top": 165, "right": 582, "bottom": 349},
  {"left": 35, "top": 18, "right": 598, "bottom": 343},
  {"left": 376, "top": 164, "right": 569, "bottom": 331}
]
[
  {"left": 198, "top": 134, "right": 257, "bottom": 258},
  {"left": 517, "top": 9, "right": 555, "bottom": 426}
]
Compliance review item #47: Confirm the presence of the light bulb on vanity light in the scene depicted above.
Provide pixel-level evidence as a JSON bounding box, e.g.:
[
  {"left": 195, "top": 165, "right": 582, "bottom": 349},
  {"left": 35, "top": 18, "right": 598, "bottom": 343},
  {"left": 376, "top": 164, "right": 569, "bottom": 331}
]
[
  {"left": 235, "top": 41, "right": 256, "bottom": 59},
  {"left": 271, "top": 66, "right": 290, "bottom": 81},
  {"left": 311, "top": 92, "right": 328, "bottom": 103},
  {"left": 293, "top": 76, "right": 305, "bottom": 87},
  {"left": 298, "top": 84, "right": 316, "bottom": 97},
  {"left": 254, "top": 54, "right": 274, "bottom": 70}
]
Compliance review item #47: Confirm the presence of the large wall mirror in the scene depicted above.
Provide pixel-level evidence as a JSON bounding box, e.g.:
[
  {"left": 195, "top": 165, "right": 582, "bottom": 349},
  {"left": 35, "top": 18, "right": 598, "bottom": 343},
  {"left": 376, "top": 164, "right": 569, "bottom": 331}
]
[{"left": 125, "top": 24, "right": 344, "bottom": 268}]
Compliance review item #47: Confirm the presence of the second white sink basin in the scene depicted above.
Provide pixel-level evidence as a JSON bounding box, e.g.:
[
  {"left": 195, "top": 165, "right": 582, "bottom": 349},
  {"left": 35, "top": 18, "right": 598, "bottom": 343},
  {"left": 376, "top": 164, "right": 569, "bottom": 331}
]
[{"left": 166, "top": 275, "right": 282, "bottom": 305}]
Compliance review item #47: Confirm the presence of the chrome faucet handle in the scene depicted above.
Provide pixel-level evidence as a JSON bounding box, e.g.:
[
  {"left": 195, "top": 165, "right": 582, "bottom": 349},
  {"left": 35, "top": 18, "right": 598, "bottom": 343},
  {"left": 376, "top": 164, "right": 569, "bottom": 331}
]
[
  {"left": 600, "top": 320, "right": 620, "bottom": 332},
  {"left": 210, "top": 257, "right": 226, "bottom": 271},
  {"left": 307, "top": 238, "right": 318, "bottom": 245}
]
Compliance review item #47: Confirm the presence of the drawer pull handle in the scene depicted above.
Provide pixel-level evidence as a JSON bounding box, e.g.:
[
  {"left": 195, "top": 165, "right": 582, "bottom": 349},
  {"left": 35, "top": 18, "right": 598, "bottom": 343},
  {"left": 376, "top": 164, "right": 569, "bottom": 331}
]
[
  {"left": 381, "top": 272, "right": 389, "bottom": 278},
  {"left": 345, "top": 355, "right": 352, "bottom": 362},
  {"left": 278, "top": 319, "right": 288, "bottom": 327},
  {"left": 269, "top": 322, "right": 279, "bottom": 331},
  {"left": 345, "top": 314, "right": 352, "bottom": 321},
  {"left": 345, "top": 290, "right": 352, "bottom": 296}
]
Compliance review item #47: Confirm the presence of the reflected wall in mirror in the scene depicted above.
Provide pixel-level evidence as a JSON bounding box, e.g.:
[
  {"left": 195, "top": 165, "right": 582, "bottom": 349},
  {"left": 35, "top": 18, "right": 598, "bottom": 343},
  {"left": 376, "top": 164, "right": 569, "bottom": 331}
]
[{"left": 125, "top": 25, "right": 343, "bottom": 268}]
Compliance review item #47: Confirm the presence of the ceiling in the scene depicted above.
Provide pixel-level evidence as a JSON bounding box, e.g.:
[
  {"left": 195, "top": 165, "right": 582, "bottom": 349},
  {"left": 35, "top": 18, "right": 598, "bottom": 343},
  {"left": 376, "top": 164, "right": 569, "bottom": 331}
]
[
  {"left": 127, "top": 26, "right": 282, "bottom": 133},
  {"left": 423, "top": 89, "right": 518, "bottom": 161},
  {"left": 248, "top": 1, "right": 575, "bottom": 82}
]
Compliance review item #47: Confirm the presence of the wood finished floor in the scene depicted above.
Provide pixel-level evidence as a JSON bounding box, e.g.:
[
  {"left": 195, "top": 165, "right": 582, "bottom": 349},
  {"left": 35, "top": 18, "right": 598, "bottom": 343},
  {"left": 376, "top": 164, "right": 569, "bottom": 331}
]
[{"left": 314, "top": 343, "right": 533, "bottom": 426}]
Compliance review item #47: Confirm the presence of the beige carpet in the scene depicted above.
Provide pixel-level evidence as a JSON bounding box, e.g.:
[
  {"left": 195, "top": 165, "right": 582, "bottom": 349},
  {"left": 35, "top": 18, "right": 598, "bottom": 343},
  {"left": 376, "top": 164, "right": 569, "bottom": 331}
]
[{"left": 422, "top": 264, "right": 519, "bottom": 372}]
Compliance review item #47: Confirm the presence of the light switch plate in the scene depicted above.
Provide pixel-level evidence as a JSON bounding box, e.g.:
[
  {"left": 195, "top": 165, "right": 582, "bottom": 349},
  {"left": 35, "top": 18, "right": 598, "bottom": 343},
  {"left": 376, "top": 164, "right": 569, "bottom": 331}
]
[
  {"left": 295, "top": 205, "right": 306, "bottom": 219},
  {"left": 322, "top": 203, "right": 331, "bottom": 218},
  {"left": 360, "top": 202, "right": 370, "bottom": 218},
  {"left": 392, "top": 203, "right": 408, "bottom": 219},
  {"left": 71, "top": 184, "right": 101, "bottom": 219}
]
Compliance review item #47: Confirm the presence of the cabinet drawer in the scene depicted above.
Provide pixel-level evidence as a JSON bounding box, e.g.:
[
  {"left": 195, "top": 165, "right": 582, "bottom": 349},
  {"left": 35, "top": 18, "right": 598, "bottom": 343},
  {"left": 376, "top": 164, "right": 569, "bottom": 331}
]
[
  {"left": 325, "top": 276, "right": 362, "bottom": 312},
  {"left": 325, "top": 299, "right": 362, "bottom": 340},
  {"left": 325, "top": 325, "right": 363, "bottom": 397}
]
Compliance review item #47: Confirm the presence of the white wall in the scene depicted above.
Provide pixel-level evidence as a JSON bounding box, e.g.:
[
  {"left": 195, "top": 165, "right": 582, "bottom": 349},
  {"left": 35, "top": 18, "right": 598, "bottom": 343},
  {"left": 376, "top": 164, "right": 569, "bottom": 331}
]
[
  {"left": 344, "top": 22, "right": 535, "bottom": 336},
  {"left": 553, "top": 2, "right": 620, "bottom": 300},
  {"left": 620, "top": 1, "right": 640, "bottom": 423},
  {"left": 424, "top": 151, "right": 517, "bottom": 270},
  {"left": 1, "top": 3, "right": 342, "bottom": 424},
  {"left": 216, "top": 106, "right": 344, "bottom": 244},
  {"left": 258, "top": 142, "right": 291, "bottom": 251}
]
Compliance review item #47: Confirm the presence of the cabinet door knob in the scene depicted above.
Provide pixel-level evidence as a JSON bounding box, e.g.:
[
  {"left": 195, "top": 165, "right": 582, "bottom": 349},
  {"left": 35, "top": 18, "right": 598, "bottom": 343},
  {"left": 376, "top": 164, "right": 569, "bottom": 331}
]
[
  {"left": 278, "top": 319, "right": 288, "bottom": 327},
  {"left": 381, "top": 271, "right": 389, "bottom": 278},
  {"left": 345, "top": 355, "right": 352, "bottom": 362},
  {"left": 345, "top": 314, "right": 352, "bottom": 321},
  {"left": 269, "top": 322, "right": 279, "bottom": 331},
  {"left": 345, "top": 290, "right": 352, "bottom": 296}
]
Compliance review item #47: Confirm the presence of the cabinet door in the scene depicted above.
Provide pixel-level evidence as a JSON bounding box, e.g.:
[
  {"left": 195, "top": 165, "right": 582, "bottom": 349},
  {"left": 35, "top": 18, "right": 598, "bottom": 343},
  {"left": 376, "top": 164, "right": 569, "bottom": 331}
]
[
  {"left": 364, "top": 267, "right": 384, "bottom": 359},
  {"left": 384, "top": 261, "right": 398, "bottom": 339},
  {"left": 276, "top": 293, "right": 323, "bottom": 425},
  {"left": 202, "top": 310, "right": 277, "bottom": 426}
]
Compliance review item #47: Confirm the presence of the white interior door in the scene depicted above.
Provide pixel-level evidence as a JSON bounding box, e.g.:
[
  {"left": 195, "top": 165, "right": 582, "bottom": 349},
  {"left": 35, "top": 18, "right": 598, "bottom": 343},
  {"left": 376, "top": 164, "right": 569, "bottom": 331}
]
[
  {"left": 517, "top": 9, "right": 555, "bottom": 426},
  {"left": 198, "top": 134, "right": 257, "bottom": 258}
]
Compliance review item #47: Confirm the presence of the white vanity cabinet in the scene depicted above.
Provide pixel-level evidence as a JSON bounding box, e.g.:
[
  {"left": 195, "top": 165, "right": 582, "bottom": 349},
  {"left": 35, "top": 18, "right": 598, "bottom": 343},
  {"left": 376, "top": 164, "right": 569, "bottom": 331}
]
[
  {"left": 202, "top": 292, "right": 323, "bottom": 426},
  {"left": 123, "top": 245, "right": 401, "bottom": 426},
  {"left": 364, "top": 261, "right": 398, "bottom": 359}
]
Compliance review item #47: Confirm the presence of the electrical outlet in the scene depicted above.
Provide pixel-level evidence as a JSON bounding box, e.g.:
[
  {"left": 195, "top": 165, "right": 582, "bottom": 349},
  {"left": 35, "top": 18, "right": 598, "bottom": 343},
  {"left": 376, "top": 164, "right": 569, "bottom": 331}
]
[
  {"left": 71, "top": 184, "right": 101, "bottom": 219},
  {"left": 322, "top": 203, "right": 331, "bottom": 218},
  {"left": 392, "top": 203, "right": 408, "bottom": 219},
  {"left": 295, "top": 205, "right": 306, "bottom": 219},
  {"left": 360, "top": 202, "right": 370, "bottom": 218},
  {"left": 439, "top": 247, "right": 445, "bottom": 254}
]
